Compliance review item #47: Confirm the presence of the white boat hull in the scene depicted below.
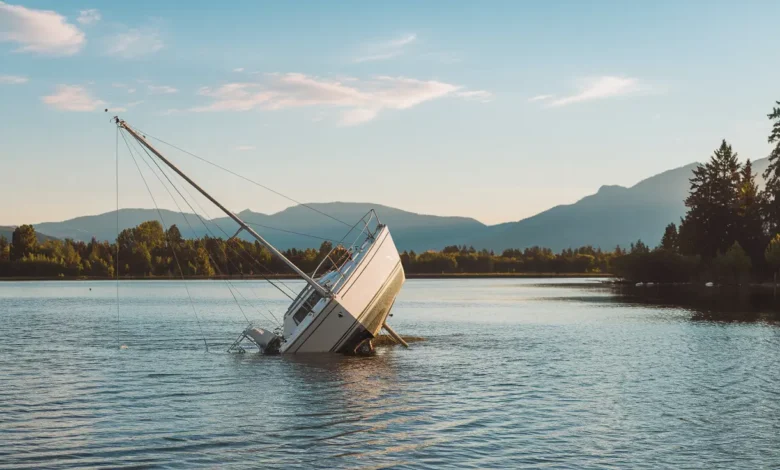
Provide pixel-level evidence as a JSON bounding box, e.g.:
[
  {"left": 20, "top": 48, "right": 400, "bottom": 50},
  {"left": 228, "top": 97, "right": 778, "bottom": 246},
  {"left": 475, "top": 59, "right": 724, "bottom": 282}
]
[{"left": 280, "top": 226, "right": 405, "bottom": 354}]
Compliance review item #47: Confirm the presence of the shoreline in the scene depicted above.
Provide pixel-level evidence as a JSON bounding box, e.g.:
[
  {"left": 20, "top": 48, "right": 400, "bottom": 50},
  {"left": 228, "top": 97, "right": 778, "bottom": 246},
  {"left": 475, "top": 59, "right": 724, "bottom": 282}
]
[{"left": 0, "top": 272, "right": 614, "bottom": 282}]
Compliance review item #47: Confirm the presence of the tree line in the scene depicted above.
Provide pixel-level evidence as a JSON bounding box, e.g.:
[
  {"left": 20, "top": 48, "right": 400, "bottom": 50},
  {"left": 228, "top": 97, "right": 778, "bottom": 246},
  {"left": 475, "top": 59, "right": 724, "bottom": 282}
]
[
  {"left": 0, "top": 222, "right": 616, "bottom": 278},
  {"left": 0, "top": 221, "right": 345, "bottom": 279},
  {"left": 612, "top": 101, "right": 780, "bottom": 284}
]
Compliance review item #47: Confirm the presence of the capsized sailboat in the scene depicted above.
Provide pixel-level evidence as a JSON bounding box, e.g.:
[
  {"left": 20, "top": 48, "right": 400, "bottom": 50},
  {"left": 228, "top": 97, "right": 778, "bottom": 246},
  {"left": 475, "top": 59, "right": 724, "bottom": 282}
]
[{"left": 115, "top": 117, "right": 406, "bottom": 354}]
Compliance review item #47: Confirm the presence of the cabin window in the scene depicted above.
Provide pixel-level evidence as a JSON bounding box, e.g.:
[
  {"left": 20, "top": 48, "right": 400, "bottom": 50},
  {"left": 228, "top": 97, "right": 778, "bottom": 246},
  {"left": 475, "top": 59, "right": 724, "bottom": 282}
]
[{"left": 293, "top": 290, "right": 323, "bottom": 325}]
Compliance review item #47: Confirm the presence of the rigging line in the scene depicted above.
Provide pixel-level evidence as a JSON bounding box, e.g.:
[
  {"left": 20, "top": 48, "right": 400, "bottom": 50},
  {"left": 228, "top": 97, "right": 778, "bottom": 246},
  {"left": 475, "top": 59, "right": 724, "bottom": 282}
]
[
  {"left": 131, "top": 141, "right": 298, "bottom": 301},
  {"left": 336, "top": 210, "right": 373, "bottom": 245},
  {"left": 119, "top": 131, "right": 210, "bottom": 351},
  {"left": 225, "top": 278, "right": 282, "bottom": 328},
  {"left": 115, "top": 127, "right": 120, "bottom": 349},
  {"left": 138, "top": 157, "right": 282, "bottom": 331},
  {"left": 243, "top": 280, "right": 284, "bottom": 326},
  {"left": 133, "top": 141, "right": 297, "bottom": 302},
  {"left": 127, "top": 135, "right": 286, "bottom": 328},
  {"left": 124, "top": 134, "right": 260, "bottom": 327},
  {"left": 243, "top": 222, "right": 340, "bottom": 243},
  {"left": 148, "top": 165, "right": 297, "bottom": 322},
  {"left": 129, "top": 124, "right": 352, "bottom": 228}
]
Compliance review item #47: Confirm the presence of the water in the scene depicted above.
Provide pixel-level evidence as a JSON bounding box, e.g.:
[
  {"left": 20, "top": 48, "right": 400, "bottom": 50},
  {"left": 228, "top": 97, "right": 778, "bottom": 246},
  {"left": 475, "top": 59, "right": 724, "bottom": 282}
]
[{"left": 2, "top": 279, "right": 780, "bottom": 469}]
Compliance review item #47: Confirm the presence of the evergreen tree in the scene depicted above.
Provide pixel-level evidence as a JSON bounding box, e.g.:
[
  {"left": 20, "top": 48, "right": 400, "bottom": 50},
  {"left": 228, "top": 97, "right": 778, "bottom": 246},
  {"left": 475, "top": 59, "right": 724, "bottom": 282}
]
[
  {"left": 679, "top": 140, "right": 742, "bottom": 259},
  {"left": 659, "top": 223, "right": 679, "bottom": 252},
  {"left": 762, "top": 102, "right": 780, "bottom": 233},
  {"left": 736, "top": 159, "right": 766, "bottom": 265}
]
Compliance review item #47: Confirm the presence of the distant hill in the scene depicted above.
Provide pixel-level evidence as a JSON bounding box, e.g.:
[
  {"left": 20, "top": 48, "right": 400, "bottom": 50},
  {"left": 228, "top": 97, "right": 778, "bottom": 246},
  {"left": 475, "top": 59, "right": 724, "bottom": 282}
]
[
  {"left": 0, "top": 226, "right": 58, "bottom": 243},
  {"left": 22, "top": 158, "right": 770, "bottom": 252},
  {"left": 32, "top": 203, "right": 488, "bottom": 252},
  {"left": 468, "top": 157, "right": 770, "bottom": 251},
  {"left": 35, "top": 209, "right": 206, "bottom": 243}
]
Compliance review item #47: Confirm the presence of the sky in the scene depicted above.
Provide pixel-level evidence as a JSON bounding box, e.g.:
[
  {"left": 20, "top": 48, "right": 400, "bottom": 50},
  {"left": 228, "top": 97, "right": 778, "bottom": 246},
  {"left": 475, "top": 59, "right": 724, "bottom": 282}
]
[{"left": 0, "top": 0, "right": 778, "bottom": 226}]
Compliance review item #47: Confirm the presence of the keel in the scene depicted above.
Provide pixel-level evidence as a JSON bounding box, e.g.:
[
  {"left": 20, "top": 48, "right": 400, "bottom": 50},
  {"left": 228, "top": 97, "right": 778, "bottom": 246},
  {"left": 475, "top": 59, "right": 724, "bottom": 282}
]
[{"left": 382, "top": 322, "right": 408, "bottom": 348}]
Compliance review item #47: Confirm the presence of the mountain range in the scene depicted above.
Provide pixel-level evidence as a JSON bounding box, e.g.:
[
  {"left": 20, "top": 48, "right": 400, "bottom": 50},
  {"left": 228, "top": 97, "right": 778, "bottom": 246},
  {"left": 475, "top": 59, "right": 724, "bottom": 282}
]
[{"left": 16, "top": 157, "right": 771, "bottom": 252}]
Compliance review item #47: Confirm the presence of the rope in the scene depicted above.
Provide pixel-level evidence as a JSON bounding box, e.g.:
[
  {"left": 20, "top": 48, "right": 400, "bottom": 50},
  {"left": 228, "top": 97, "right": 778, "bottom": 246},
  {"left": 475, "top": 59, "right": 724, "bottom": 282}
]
[
  {"left": 129, "top": 124, "right": 352, "bottom": 228},
  {"left": 120, "top": 131, "right": 210, "bottom": 351},
  {"left": 126, "top": 133, "right": 284, "bottom": 328},
  {"left": 115, "top": 127, "right": 120, "bottom": 349},
  {"left": 131, "top": 137, "right": 297, "bottom": 301},
  {"left": 244, "top": 222, "right": 339, "bottom": 244}
]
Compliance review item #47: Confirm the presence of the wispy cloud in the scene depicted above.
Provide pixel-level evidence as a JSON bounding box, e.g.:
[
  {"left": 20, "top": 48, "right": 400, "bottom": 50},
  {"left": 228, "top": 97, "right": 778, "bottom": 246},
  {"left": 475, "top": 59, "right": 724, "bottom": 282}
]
[
  {"left": 77, "top": 9, "right": 100, "bottom": 25},
  {"left": 106, "top": 26, "right": 163, "bottom": 58},
  {"left": 546, "top": 76, "right": 642, "bottom": 107},
  {"left": 0, "top": 74, "right": 28, "bottom": 84},
  {"left": 108, "top": 106, "right": 127, "bottom": 112},
  {"left": 0, "top": 1, "right": 85, "bottom": 55},
  {"left": 354, "top": 33, "right": 416, "bottom": 63},
  {"left": 126, "top": 100, "right": 144, "bottom": 107},
  {"left": 41, "top": 85, "right": 106, "bottom": 111},
  {"left": 456, "top": 90, "right": 493, "bottom": 103},
  {"left": 234, "top": 145, "right": 255, "bottom": 151},
  {"left": 147, "top": 84, "right": 177, "bottom": 94},
  {"left": 190, "top": 73, "right": 485, "bottom": 125},
  {"left": 528, "top": 94, "right": 554, "bottom": 102},
  {"left": 233, "top": 67, "right": 244, "bottom": 72}
]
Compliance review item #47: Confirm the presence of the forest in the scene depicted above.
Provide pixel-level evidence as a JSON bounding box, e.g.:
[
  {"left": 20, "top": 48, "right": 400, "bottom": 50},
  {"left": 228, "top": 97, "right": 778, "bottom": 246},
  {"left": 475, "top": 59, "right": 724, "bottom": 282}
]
[
  {"left": 2, "top": 101, "right": 778, "bottom": 283},
  {"left": 612, "top": 100, "right": 780, "bottom": 283},
  {"left": 0, "top": 221, "right": 615, "bottom": 278}
]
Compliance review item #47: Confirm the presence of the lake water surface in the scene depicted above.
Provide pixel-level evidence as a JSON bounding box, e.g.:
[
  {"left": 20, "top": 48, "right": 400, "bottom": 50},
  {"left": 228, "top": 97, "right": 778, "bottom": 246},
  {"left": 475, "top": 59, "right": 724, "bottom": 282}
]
[{"left": 2, "top": 279, "right": 780, "bottom": 469}]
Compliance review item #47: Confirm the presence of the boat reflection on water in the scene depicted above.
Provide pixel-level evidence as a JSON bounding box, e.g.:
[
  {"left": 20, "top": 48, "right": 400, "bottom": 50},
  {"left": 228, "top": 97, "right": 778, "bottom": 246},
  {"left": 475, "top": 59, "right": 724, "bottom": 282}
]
[{"left": 257, "top": 351, "right": 431, "bottom": 464}]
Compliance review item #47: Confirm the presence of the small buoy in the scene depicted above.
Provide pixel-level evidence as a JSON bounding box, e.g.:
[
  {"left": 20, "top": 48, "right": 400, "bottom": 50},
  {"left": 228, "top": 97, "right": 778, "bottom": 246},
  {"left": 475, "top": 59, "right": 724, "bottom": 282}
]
[
  {"left": 635, "top": 282, "right": 644, "bottom": 287},
  {"left": 705, "top": 282, "right": 714, "bottom": 287},
  {"left": 120, "top": 345, "right": 128, "bottom": 349}
]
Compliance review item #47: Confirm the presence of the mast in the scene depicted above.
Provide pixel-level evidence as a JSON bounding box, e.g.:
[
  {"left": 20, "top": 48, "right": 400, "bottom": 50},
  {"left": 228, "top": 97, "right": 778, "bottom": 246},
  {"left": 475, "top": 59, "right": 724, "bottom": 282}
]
[{"left": 116, "top": 118, "right": 330, "bottom": 297}]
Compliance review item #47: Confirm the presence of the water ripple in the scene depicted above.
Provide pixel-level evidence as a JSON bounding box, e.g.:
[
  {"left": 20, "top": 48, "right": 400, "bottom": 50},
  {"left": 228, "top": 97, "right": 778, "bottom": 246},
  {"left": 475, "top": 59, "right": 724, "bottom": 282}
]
[{"left": 2, "top": 279, "right": 780, "bottom": 468}]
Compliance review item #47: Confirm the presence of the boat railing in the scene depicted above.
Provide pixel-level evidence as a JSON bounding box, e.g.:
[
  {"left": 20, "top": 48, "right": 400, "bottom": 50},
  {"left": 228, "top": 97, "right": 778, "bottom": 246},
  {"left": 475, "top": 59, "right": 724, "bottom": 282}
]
[{"left": 311, "top": 209, "right": 382, "bottom": 286}]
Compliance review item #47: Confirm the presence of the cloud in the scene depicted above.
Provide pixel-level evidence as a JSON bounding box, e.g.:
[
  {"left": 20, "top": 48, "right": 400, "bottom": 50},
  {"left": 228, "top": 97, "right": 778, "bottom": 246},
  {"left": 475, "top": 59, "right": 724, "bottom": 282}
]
[
  {"left": 547, "top": 76, "right": 642, "bottom": 107},
  {"left": 233, "top": 67, "right": 244, "bottom": 72},
  {"left": 456, "top": 90, "right": 493, "bottom": 102},
  {"left": 108, "top": 106, "right": 127, "bottom": 112},
  {"left": 106, "top": 26, "right": 163, "bottom": 58},
  {"left": 0, "top": 74, "right": 27, "bottom": 84},
  {"left": 528, "top": 94, "right": 554, "bottom": 102},
  {"left": 41, "top": 85, "right": 106, "bottom": 111},
  {"left": 0, "top": 1, "right": 85, "bottom": 55},
  {"left": 234, "top": 145, "right": 255, "bottom": 151},
  {"left": 191, "top": 73, "right": 477, "bottom": 125},
  {"left": 354, "top": 33, "right": 416, "bottom": 63},
  {"left": 77, "top": 9, "right": 100, "bottom": 25},
  {"left": 148, "top": 84, "right": 177, "bottom": 94},
  {"left": 126, "top": 100, "right": 144, "bottom": 107}
]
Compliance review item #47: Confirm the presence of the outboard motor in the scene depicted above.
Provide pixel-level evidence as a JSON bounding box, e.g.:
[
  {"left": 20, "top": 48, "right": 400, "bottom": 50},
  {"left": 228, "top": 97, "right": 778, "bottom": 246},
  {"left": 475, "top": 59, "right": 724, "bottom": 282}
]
[{"left": 243, "top": 327, "right": 282, "bottom": 354}]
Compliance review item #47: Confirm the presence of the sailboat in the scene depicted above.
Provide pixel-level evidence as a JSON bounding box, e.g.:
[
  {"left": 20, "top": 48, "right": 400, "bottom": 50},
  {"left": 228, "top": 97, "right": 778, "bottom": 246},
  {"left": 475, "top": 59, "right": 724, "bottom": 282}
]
[{"left": 115, "top": 117, "right": 407, "bottom": 354}]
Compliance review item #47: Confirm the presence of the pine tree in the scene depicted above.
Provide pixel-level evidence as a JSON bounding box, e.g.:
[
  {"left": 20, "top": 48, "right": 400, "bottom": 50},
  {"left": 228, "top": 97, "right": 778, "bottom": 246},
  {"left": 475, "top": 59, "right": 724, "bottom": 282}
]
[
  {"left": 762, "top": 102, "right": 780, "bottom": 233},
  {"left": 659, "top": 223, "right": 679, "bottom": 252},
  {"left": 736, "top": 159, "right": 766, "bottom": 265},
  {"left": 679, "top": 140, "right": 742, "bottom": 259}
]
